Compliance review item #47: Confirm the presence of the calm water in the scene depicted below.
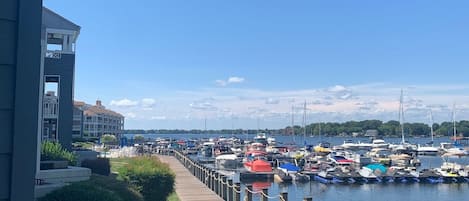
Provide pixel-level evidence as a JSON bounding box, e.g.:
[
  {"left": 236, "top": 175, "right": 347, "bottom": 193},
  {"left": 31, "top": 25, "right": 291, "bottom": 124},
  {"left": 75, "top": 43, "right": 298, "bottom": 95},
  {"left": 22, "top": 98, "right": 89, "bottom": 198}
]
[{"left": 125, "top": 133, "right": 469, "bottom": 201}]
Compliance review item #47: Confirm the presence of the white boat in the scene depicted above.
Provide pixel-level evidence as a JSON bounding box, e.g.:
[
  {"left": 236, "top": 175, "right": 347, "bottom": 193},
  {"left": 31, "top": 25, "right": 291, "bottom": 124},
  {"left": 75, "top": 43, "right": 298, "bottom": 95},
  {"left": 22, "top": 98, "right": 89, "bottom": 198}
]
[
  {"left": 215, "top": 153, "right": 239, "bottom": 169},
  {"left": 267, "top": 137, "right": 276, "bottom": 145},
  {"left": 417, "top": 144, "right": 439, "bottom": 156},
  {"left": 417, "top": 110, "right": 439, "bottom": 156}
]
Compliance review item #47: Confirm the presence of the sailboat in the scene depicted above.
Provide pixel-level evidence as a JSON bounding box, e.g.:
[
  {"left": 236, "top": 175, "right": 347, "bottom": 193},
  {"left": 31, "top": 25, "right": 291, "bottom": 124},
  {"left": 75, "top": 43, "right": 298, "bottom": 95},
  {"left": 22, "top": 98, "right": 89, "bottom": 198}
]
[
  {"left": 390, "top": 89, "right": 417, "bottom": 154},
  {"left": 417, "top": 109, "right": 439, "bottom": 155},
  {"left": 440, "top": 104, "right": 468, "bottom": 156}
]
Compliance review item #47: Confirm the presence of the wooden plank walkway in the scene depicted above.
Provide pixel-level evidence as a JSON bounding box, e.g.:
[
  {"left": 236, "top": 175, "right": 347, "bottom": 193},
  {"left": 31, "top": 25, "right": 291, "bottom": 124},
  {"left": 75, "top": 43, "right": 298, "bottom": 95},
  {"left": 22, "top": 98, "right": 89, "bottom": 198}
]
[{"left": 157, "top": 155, "right": 224, "bottom": 201}]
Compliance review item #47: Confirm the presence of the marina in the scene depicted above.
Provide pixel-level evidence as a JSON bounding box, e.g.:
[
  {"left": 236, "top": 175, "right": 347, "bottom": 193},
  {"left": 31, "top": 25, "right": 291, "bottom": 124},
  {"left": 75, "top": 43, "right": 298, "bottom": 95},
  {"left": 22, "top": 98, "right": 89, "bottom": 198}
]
[{"left": 130, "top": 133, "right": 469, "bottom": 200}]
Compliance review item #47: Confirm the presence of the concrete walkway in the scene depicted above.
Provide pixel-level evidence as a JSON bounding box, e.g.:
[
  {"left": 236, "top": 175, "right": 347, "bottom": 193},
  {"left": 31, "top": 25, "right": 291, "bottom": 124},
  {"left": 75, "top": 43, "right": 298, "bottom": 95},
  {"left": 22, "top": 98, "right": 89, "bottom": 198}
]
[{"left": 157, "top": 155, "right": 224, "bottom": 201}]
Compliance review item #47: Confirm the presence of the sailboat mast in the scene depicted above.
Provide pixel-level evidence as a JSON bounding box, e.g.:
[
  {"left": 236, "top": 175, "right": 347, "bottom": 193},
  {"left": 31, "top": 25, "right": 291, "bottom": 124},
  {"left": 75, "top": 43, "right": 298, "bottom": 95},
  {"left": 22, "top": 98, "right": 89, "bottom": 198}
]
[
  {"left": 291, "top": 105, "right": 295, "bottom": 143},
  {"left": 429, "top": 109, "right": 434, "bottom": 143},
  {"left": 399, "top": 89, "right": 405, "bottom": 144},
  {"left": 303, "top": 101, "right": 307, "bottom": 145},
  {"left": 453, "top": 103, "right": 457, "bottom": 142}
]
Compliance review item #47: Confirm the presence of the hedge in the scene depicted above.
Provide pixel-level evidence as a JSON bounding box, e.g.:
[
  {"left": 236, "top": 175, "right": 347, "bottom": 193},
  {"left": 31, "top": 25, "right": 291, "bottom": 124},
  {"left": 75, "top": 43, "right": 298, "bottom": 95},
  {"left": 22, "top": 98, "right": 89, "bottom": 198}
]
[
  {"left": 118, "top": 157, "right": 175, "bottom": 201},
  {"left": 39, "top": 174, "right": 143, "bottom": 201}
]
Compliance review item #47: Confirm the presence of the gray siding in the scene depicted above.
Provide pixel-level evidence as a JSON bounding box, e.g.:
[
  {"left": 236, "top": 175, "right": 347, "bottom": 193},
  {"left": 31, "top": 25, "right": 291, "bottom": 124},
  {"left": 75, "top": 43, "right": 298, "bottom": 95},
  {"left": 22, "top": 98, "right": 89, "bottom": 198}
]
[{"left": 0, "top": 0, "right": 42, "bottom": 200}]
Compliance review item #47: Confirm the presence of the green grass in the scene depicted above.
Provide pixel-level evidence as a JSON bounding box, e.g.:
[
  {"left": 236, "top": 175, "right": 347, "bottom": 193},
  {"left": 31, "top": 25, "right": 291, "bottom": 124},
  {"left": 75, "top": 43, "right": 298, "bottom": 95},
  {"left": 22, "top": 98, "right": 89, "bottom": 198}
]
[
  {"left": 110, "top": 157, "right": 131, "bottom": 173},
  {"left": 167, "top": 192, "right": 180, "bottom": 201}
]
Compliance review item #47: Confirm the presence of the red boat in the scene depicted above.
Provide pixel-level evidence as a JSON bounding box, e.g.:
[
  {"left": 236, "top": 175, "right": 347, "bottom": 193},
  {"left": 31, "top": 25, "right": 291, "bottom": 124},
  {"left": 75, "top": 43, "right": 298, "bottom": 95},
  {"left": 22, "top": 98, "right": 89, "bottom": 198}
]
[{"left": 243, "top": 151, "right": 272, "bottom": 173}]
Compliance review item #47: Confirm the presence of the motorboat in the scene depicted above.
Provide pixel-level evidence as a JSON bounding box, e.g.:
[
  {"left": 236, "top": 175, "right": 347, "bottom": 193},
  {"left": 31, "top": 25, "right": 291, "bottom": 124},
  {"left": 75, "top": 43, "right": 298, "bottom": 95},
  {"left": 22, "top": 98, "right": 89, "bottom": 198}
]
[
  {"left": 417, "top": 144, "right": 439, "bottom": 156},
  {"left": 440, "top": 143, "right": 468, "bottom": 156},
  {"left": 367, "top": 148, "right": 392, "bottom": 166},
  {"left": 215, "top": 153, "right": 239, "bottom": 169},
  {"left": 243, "top": 151, "right": 273, "bottom": 173},
  {"left": 314, "top": 142, "right": 332, "bottom": 154},
  {"left": 328, "top": 154, "right": 354, "bottom": 165}
]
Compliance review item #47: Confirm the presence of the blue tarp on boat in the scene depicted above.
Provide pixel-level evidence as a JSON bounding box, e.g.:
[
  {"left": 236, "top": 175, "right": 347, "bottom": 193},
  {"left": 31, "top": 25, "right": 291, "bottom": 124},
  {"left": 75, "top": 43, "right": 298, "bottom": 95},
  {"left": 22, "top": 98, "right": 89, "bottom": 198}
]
[
  {"left": 365, "top": 164, "right": 387, "bottom": 173},
  {"left": 279, "top": 163, "right": 300, "bottom": 172}
]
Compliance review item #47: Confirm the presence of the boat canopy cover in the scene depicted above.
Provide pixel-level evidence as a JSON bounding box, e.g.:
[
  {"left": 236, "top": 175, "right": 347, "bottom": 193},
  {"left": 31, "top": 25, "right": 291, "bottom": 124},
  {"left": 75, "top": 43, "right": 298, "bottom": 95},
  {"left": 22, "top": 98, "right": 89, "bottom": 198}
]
[
  {"left": 365, "top": 164, "right": 387, "bottom": 173},
  {"left": 279, "top": 163, "right": 300, "bottom": 172}
]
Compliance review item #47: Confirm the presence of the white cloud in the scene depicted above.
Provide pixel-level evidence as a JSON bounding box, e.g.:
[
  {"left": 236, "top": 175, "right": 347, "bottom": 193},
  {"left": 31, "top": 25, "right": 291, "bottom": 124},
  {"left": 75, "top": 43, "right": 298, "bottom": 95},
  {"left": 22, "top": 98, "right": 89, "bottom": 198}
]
[
  {"left": 215, "top": 76, "right": 245, "bottom": 87},
  {"left": 125, "top": 112, "right": 137, "bottom": 119},
  {"left": 189, "top": 101, "right": 218, "bottom": 111},
  {"left": 141, "top": 98, "right": 156, "bottom": 108},
  {"left": 110, "top": 99, "right": 138, "bottom": 107},
  {"left": 265, "top": 98, "right": 280, "bottom": 104},
  {"left": 228, "top": 76, "right": 245, "bottom": 83},
  {"left": 215, "top": 80, "right": 227, "bottom": 87},
  {"left": 111, "top": 83, "right": 469, "bottom": 129},
  {"left": 151, "top": 116, "right": 167, "bottom": 120}
]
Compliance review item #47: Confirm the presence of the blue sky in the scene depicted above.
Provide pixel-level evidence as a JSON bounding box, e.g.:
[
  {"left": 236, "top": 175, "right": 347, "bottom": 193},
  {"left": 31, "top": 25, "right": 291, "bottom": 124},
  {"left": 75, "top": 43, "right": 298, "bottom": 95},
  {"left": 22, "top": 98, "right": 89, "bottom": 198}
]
[{"left": 44, "top": 0, "right": 469, "bottom": 129}]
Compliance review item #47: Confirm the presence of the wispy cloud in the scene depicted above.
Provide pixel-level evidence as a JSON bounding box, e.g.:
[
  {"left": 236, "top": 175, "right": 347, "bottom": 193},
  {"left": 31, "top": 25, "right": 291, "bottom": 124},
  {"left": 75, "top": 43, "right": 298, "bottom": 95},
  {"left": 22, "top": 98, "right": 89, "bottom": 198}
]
[
  {"left": 110, "top": 98, "right": 138, "bottom": 107},
  {"left": 107, "top": 83, "right": 469, "bottom": 129},
  {"left": 215, "top": 76, "right": 245, "bottom": 87}
]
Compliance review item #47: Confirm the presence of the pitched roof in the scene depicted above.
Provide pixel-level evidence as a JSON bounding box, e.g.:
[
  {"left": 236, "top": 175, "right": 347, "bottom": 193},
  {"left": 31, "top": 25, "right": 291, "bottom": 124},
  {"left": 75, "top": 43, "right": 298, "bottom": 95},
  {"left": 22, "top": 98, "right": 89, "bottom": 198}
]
[
  {"left": 42, "top": 7, "right": 81, "bottom": 31},
  {"left": 74, "top": 100, "right": 124, "bottom": 118}
]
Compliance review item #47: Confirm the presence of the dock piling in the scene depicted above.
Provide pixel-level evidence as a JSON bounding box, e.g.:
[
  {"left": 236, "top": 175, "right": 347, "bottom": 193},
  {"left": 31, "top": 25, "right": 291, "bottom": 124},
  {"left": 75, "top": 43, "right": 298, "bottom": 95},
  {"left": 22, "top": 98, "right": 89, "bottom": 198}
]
[
  {"left": 245, "top": 184, "right": 253, "bottom": 201},
  {"left": 261, "top": 188, "right": 268, "bottom": 201},
  {"left": 221, "top": 175, "right": 227, "bottom": 200},
  {"left": 281, "top": 192, "right": 288, "bottom": 201},
  {"left": 227, "top": 179, "right": 233, "bottom": 201},
  {"left": 234, "top": 182, "right": 241, "bottom": 201}
]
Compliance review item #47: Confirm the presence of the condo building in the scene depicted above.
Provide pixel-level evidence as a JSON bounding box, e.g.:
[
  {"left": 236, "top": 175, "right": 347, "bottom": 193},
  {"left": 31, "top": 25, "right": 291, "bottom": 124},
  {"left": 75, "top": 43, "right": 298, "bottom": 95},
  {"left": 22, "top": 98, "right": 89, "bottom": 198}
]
[{"left": 73, "top": 100, "right": 125, "bottom": 139}]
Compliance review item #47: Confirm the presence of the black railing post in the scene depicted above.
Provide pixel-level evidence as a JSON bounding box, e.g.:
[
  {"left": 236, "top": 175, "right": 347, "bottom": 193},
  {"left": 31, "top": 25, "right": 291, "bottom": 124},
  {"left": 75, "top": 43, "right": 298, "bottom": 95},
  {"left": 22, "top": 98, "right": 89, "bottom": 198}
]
[
  {"left": 281, "top": 192, "right": 288, "bottom": 201},
  {"left": 261, "top": 188, "right": 268, "bottom": 201},
  {"left": 245, "top": 184, "right": 252, "bottom": 201},
  {"left": 227, "top": 179, "right": 233, "bottom": 201},
  {"left": 234, "top": 182, "right": 241, "bottom": 201}
]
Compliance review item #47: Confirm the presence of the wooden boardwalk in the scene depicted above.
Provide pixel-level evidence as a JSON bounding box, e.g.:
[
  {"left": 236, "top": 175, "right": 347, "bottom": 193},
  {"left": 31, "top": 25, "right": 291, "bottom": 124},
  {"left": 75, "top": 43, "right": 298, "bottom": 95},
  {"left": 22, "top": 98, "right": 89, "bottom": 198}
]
[{"left": 157, "top": 155, "right": 224, "bottom": 201}]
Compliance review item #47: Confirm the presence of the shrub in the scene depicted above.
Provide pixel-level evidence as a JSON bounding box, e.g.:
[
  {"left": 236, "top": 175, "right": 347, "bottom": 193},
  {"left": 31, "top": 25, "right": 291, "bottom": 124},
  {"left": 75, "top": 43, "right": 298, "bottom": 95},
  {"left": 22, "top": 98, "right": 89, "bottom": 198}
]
[
  {"left": 41, "top": 141, "right": 77, "bottom": 165},
  {"left": 39, "top": 175, "right": 143, "bottom": 201},
  {"left": 81, "top": 158, "right": 111, "bottom": 176},
  {"left": 118, "top": 157, "right": 175, "bottom": 201},
  {"left": 38, "top": 181, "right": 122, "bottom": 201},
  {"left": 101, "top": 134, "right": 117, "bottom": 144}
]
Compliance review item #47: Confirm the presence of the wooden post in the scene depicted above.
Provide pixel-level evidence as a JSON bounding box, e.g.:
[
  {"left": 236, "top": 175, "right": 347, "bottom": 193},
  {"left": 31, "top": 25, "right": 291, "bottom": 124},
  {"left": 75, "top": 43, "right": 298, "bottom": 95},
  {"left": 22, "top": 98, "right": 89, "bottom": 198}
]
[
  {"left": 303, "top": 197, "right": 312, "bottom": 201},
  {"left": 234, "top": 182, "right": 241, "bottom": 201},
  {"left": 245, "top": 184, "right": 253, "bottom": 201},
  {"left": 227, "top": 179, "right": 233, "bottom": 201},
  {"left": 281, "top": 192, "right": 288, "bottom": 201},
  {"left": 261, "top": 188, "right": 268, "bottom": 201}
]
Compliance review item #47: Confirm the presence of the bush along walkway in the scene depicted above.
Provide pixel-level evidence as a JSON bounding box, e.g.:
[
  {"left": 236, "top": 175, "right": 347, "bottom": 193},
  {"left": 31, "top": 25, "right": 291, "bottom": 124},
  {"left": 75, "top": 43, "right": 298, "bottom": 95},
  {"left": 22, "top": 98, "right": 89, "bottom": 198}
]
[{"left": 157, "top": 155, "right": 224, "bottom": 201}]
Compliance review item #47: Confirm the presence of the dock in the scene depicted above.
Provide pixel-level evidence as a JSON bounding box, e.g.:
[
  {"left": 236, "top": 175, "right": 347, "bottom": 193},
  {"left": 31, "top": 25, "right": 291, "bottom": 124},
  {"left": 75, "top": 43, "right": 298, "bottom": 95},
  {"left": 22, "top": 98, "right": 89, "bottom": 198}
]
[{"left": 157, "top": 155, "right": 224, "bottom": 201}]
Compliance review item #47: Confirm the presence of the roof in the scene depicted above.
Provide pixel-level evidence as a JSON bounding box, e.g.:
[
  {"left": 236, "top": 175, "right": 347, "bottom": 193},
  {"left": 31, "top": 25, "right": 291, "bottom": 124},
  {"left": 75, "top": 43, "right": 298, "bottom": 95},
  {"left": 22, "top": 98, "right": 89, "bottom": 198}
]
[
  {"left": 84, "top": 105, "right": 124, "bottom": 118},
  {"left": 42, "top": 7, "right": 81, "bottom": 31},
  {"left": 74, "top": 100, "right": 124, "bottom": 118}
]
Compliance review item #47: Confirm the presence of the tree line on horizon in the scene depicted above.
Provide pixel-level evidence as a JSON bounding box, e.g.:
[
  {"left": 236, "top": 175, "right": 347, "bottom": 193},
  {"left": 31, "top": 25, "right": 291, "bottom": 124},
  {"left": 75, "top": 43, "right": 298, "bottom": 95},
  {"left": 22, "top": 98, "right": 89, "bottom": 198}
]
[{"left": 123, "top": 120, "right": 469, "bottom": 137}]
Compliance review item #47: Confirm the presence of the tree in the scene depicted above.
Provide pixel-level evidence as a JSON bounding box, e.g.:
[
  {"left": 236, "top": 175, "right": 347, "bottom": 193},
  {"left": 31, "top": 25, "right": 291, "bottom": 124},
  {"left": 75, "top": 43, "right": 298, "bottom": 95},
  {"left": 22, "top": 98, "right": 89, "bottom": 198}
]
[
  {"left": 133, "top": 135, "right": 145, "bottom": 143},
  {"left": 101, "top": 134, "right": 117, "bottom": 144}
]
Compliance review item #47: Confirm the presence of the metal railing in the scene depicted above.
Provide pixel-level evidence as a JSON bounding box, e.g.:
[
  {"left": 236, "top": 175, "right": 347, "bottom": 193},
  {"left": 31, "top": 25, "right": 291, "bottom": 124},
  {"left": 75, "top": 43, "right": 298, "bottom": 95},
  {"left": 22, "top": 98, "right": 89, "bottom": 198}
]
[{"left": 157, "top": 149, "right": 314, "bottom": 201}]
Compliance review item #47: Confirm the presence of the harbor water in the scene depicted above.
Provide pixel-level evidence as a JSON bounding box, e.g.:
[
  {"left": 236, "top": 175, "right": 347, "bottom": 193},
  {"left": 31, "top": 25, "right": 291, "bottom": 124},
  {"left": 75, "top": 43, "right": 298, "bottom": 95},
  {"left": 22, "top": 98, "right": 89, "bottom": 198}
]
[{"left": 125, "top": 134, "right": 469, "bottom": 201}]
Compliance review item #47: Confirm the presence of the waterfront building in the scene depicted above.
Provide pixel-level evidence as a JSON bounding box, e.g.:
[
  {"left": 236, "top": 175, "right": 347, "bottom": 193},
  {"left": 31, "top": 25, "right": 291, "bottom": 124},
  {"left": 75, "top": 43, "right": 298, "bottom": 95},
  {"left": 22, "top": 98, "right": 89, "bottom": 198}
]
[
  {"left": 73, "top": 100, "right": 125, "bottom": 139},
  {"left": 41, "top": 7, "right": 80, "bottom": 149},
  {"left": 0, "top": 0, "right": 42, "bottom": 200},
  {"left": 43, "top": 91, "right": 59, "bottom": 141}
]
